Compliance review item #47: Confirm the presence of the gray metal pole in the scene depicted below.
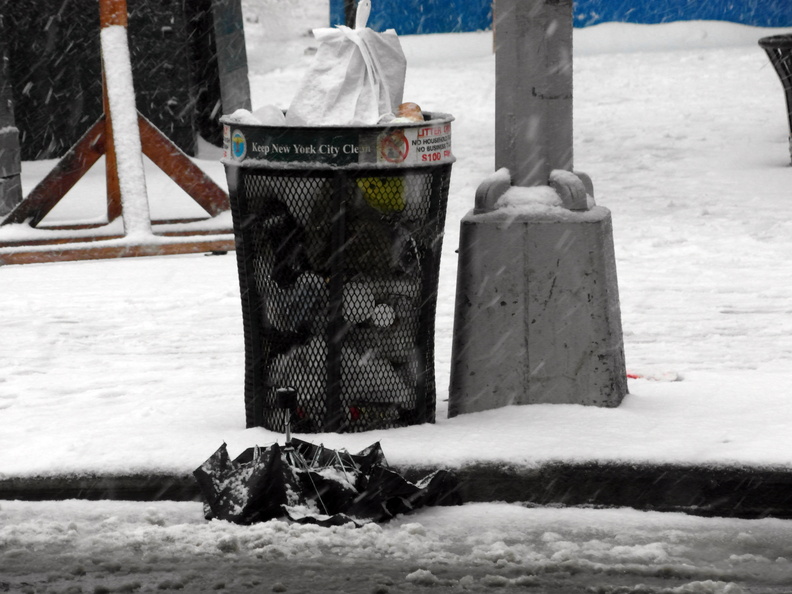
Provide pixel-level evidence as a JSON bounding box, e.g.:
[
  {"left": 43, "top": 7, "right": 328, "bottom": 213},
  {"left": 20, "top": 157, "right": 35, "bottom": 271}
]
[
  {"left": 0, "top": 13, "right": 22, "bottom": 218},
  {"left": 211, "top": 0, "right": 252, "bottom": 114},
  {"left": 494, "top": 0, "right": 574, "bottom": 187}
]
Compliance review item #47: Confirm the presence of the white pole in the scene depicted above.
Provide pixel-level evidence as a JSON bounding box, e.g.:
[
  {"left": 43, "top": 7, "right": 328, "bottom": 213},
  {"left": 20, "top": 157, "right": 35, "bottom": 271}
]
[{"left": 99, "top": 1, "right": 151, "bottom": 238}]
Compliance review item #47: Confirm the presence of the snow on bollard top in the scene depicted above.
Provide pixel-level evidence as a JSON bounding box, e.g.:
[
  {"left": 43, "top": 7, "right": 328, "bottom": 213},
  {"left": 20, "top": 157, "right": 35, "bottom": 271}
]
[
  {"left": 469, "top": 168, "right": 602, "bottom": 225},
  {"left": 470, "top": 183, "right": 604, "bottom": 225}
]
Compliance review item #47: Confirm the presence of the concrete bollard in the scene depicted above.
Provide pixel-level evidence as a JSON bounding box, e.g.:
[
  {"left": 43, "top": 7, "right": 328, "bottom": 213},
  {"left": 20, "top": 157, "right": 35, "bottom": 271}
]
[
  {"left": 448, "top": 169, "right": 627, "bottom": 416},
  {"left": 448, "top": 0, "right": 627, "bottom": 416}
]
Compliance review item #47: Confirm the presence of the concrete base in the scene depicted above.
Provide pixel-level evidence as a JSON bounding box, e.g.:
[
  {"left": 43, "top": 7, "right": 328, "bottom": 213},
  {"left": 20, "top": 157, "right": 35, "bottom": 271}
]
[
  {"left": 448, "top": 205, "right": 627, "bottom": 415},
  {"left": 0, "top": 175, "right": 22, "bottom": 217},
  {"left": 0, "top": 126, "right": 22, "bottom": 217}
]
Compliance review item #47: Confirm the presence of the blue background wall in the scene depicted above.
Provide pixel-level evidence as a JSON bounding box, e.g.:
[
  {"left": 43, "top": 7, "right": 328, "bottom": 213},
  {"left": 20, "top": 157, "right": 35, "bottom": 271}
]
[{"left": 329, "top": 0, "right": 792, "bottom": 34}]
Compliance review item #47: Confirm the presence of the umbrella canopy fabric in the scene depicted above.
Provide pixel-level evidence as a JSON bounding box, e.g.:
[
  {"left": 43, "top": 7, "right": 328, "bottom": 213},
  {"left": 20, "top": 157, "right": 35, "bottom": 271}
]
[{"left": 194, "top": 440, "right": 461, "bottom": 526}]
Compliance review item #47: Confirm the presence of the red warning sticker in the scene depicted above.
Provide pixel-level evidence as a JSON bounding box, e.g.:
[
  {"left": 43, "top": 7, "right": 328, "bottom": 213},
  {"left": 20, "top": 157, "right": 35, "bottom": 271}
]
[
  {"left": 381, "top": 123, "right": 453, "bottom": 165},
  {"left": 377, "top": 130, "right": 410, "bottom": 163}
]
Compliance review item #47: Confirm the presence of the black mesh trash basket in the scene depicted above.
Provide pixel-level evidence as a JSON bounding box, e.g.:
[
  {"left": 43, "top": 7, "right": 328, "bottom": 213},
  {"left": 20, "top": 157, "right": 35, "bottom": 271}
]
[
  {"left": 221, "top": 112, "right": 454, "bottom": 433},
  {"left": 759, "top": 34, "right": 792, "bottom": 163}
]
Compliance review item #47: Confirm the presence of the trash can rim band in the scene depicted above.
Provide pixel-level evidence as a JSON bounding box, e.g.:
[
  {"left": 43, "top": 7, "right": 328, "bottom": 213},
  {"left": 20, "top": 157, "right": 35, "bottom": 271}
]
[
  {"left": 221, "top": 112, "right": 454, "bottom": 169},
  {"left": 219, "top": 111, "right": 454, "bottom": 130},
  {"left": 758, "top": 34, "right": 792, "bottom": 49},
  {"left": 221, "top": 157, "right": 457, "bottom": 171}
]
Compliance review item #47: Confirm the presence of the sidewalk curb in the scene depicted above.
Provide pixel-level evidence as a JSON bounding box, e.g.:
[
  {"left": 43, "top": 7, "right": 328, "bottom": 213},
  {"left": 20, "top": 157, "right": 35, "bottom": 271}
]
[
  {"left": 437, "top": 462, "right": 792, "bottom": 519},
  {"left": 3, "top": 462, "right": 791, "bottom": 520}
]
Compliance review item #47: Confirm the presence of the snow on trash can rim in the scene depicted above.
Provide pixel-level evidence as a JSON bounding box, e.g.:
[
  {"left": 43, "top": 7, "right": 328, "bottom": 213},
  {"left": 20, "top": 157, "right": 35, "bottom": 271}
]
[{"left": 221, "top": 111, "right": 455, "bottom": 170}]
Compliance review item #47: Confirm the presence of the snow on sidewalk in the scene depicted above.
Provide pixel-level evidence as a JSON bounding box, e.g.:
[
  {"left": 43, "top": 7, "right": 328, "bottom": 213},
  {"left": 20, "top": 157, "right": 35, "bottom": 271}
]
[{"left": 2, "top": 22, "right": 792, "bottom": 480}]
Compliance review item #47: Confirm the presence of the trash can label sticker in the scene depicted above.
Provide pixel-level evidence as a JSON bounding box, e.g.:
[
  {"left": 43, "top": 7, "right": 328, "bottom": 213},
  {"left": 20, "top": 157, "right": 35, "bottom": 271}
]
[
  {"left": 226, "top": 127, "right": 247, "bottom": 161},
  {"left": 377, "top": 130, "right": 410, "bottom": 163},
  {"left": 399, "top": 123, "right": 453, "bottom": 165}
]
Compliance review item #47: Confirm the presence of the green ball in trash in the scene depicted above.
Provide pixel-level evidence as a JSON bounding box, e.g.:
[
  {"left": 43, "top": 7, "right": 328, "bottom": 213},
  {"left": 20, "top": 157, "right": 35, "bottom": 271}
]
[{"left": 355, "top": 177, "right": 406, "bottom": 213}]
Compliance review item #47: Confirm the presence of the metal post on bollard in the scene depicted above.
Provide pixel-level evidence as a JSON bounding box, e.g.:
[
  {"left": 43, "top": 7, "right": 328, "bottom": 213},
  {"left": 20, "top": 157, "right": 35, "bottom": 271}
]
[
  {"left": 449, "top": 0, "right": 628, "bottom": 416},
  {"left": 495, "top": 0, "right": 573, "bottom": 187}
]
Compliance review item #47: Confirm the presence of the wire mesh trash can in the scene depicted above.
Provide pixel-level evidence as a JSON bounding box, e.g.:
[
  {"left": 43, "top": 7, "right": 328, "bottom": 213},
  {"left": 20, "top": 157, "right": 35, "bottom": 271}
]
[
  {"left": 222, "top": 112, "right": 454, "bottom": 433},
  {"left": 759, "top": 34, "right": 792, "bottom": 163}
]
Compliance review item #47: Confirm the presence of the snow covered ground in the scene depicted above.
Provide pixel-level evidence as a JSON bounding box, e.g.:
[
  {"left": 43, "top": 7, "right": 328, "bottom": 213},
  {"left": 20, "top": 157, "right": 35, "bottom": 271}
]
[
  {"left": 2, "top": 15, "right": 791, "bottom": 477},
  {"left": 2, "top": 1, "right": 792, "bottom": 590}
]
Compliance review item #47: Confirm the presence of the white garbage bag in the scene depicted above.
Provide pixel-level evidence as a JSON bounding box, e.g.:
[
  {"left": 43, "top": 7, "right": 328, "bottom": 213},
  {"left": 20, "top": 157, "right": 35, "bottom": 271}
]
[{"left": 285, "top": 0, "right": 406, "bottom": 126}]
